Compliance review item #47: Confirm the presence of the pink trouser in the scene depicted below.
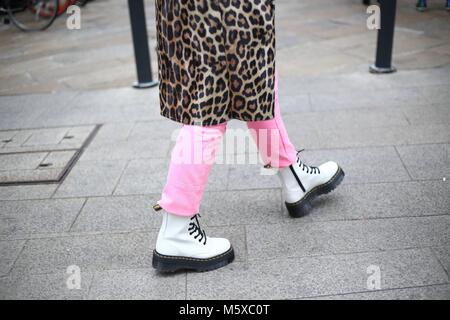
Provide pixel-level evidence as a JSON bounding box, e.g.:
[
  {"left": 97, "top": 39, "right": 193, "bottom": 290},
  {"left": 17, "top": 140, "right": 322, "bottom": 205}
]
[{"left": 158, "top": 70, "right": 297, "bottom": 216}]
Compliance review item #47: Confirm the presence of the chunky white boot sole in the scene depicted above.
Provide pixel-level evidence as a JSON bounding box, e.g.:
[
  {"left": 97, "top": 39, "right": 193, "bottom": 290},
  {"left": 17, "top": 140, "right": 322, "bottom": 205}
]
[
  {"left": 152, "top": 246, "right": 235, "bottom": 273},
  {"left": 286, "top": 167, "right": 345, "bottom": 218}
]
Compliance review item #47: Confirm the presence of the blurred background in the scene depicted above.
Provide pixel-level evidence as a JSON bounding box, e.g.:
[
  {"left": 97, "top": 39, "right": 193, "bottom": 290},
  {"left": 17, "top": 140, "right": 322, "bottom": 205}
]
[
  {"left": 0, "top": 0, "right": 449, "bottom": 300},
  {"left": 1, "top": 0, "right": 449, "bottom": 94}
]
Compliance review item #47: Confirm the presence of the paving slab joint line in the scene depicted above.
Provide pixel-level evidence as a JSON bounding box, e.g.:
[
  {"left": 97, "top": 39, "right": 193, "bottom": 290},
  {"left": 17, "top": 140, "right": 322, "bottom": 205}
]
[
  {"left": 6, "top": 239, "right": 28, "bottom": 277},
  {"left": 430, "top": 247, "right": 450, "bottom": 282},
  {"left": 111, "top": 159, "right": 132, "bottom": 196},
  {"left": 50, "top": 124, "right": 103, "bottom": 198},
  {"left": 2, "top": 213, "right": 449, "bottom": 242},
  {"left": 85, "top": 272, "right": 96, "bottom": 300},
  {"left": 402, "top": 110, "right": 412, "bottom": 126},
  {"left": 307, "top": 92, "right": 313, "bottom": 111},
  {"left": 246, "top": 246, "right": 447, "bottom": 264},
  {"left": 394, "top": 145, "right": 414, "bottom": 181},
  {"left": 184, "top": 272, "right": 188, "bottom": 300},
  {"left": 68, "top": 198, "right": 89, "bottom": 232},
  {"left": 243, "top": 225, "right": 249, "bottom": 264},
  {"left": 297, "top": 282, "right": 450, "bottom": 300},
  {"left": 0, "top": 123, "right": 97, "bottom": 132}
]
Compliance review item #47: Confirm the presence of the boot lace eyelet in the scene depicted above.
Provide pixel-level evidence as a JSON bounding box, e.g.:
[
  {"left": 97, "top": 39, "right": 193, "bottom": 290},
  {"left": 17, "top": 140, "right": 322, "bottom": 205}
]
[
  {"left": 296, "top": 150, "right": 320, "bottom": 175},
  {"left": 188, "top": 214, "right": 207, "bottom": 245}
]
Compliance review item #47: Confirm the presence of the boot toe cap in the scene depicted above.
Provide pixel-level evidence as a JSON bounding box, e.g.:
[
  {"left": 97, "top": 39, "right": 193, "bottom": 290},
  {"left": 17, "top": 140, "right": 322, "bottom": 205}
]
[
  {"left": 209, "top": 237, "right": 232, "bottom": 254},
  {"left": 320, "top": 161, "right": 339, "bottom": 176}
]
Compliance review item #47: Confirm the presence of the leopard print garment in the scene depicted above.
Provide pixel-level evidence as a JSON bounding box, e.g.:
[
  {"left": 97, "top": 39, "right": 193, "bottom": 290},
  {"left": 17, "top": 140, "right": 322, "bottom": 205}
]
[{"left": 155, "top": 0, "right": 276, "bottom": 126}]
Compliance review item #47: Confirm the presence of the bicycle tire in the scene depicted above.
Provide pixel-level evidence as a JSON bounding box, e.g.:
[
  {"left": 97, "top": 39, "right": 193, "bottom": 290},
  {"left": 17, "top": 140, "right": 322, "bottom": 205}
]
[
  {"left": 7, "top": 0, "right": 59, "bottom": 31},
  {"left": 75, "top": 0, "right": 89, "bottom": 7}
]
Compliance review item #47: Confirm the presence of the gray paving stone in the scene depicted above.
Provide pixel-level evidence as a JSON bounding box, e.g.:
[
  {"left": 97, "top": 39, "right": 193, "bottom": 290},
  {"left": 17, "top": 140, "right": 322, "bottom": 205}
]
[
  {"left": 42, "top": 151, "right": 78, "bottom": 169},
  {"left": 0, "top": 167, "right": 63, "bottom": 184},
  {"left": 309, "top": 85, "right": 450, "bottom": 112},
  {"left": 227, "top": 164, "right": 281, "bottom": 190},
  {"left": 12, "top": 225, "right": 246, "bottom": 275},
  {"left": 186, "top": 248, "right": 448, "bottom": 299},
  {"left": 306, "top": 284, "right": 450, "bottom": 300},
  {"left": 0, "top": 150, "right": 77, "bottom": 184},
  {"left": 128, "top": 120, "right": 182, "bottom": 142},
  {"left": 58, "top": 126, "right": 98, "bottom": 150},
  {"left": 33, "top": 97, "right": 160, "bottom": 127},
  {"left": 114, "top": 158, "right": 230, "bottom": 195},
  {"left": 0, "top": 130, "right": 39, "bottom": 149},
  {"left": 1, "top": 0, "right": 449, "bottom": 300},
  {"left": 246, "top": 216, "right": 450, "bottom": 261},
  {"left": 205, "top": 164, "right": 229, "bottom": 191},
  {"left": 286, "top": 122, "right": 450, "bottom": 150},
  {"left": 13, "top": 232, "right": 154, "bottom": 274},
  {"left": 306, "top": 181, "right": 450, "bottom": 222},
  {"left": 0, "top": 130, "right": 15, "bottom": 144},
  {"left": 432, "top": 247, "right": 450, "bottom": 277},
  {"left": 402, "top": 104, "right": 450, "bottom": 126},
  {"left": 396, "top": 50, "right": 450, "bottom": 71},
  {"left": 343, "top": 32, "right": 446, "bottom": 62},
  {"left": 391, "top": 124, "right": 450, "bottom": 147},
  {"left": 278, "top": 94, "right": 312, "bottom": 114},
  {"left": 54, "top": 160, "right": 127, "bottom": 198},
  {"left": 276, "top": 41, "right": 365, "bottom": 77},
  {"left": 89, "top": 123, "right": 135, "bottom": 143},
  {"left": 283, "top": 108, "right": 409, "bottom": 132},
  {"left": 0, "top": 92, "right": 77, "bottom": 130},
  {"left": 216, "top": 225, "right": 247, "bottom": 262},
  {"left": 0, "top": 240, "right": 25, "bottom": 276},
  {"left": 297, "top": 147, "right": 411, "bottom": 184},
  {"left": 279, "top": 66, "right": 450, "bottom": 95},
  {"left": 191, "top": 121, "right": 259, "bottom": 158},
  {"left": 113, "top": 159, "right": 168, "bottom": 195},
  {"left": 0, "top": 184, "right": 57, "bottom": 201},
  {"left": 112, "top": 87, "right": 161, "bottom": 109},
  {"left": 88, "top": 268, "right": 185, "bottom": 300},
  {"left": 0, "top": 125, "right": 96, "bottom": 154},
  {"left": 396, "top": 144, "right": 450, "bottom": 181},
  {"left": 70, "top": 195, "right": 162, "bottom": 233},
  {"left": 201, "top": 189, "right": 283, "bottom": 226},
  {"left": 0, "top": 198, "right": 85, "bottom": 238},
  {"left": 80, "top": 138, "right": 170, "bottom": 162},
  {"left": 0, "top": 152, "right": 46, "bottom": 171},
  {"left": 0, "top": 131, "right": 24, "bottom": 146},
  {"left": 0, "top": 271, "right": 93, "bottom": 300},
  {"left": 22, "top": 128, "right": 69, "bottom": 147}
]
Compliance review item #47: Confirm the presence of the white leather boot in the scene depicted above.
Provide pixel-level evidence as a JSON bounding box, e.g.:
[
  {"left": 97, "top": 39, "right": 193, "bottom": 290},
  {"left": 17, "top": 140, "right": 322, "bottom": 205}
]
[
  {"left": 278, "top": 152, "right": 345, "bottom": 217},
  {"left": 152, "top": 206, "right": 234, "bottom": 272}
]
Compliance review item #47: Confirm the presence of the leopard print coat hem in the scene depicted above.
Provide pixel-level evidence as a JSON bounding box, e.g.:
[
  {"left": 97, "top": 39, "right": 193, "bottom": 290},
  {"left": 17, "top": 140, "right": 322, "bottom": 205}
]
[{"left": 155, "top": 0, "right": 276, "bottom": 126}]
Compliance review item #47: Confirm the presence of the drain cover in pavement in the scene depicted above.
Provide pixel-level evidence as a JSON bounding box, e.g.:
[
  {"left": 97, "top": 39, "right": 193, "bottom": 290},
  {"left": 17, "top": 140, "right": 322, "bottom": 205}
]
[{"left": 0, "top": 125, "right": 99, "bottom": 185}]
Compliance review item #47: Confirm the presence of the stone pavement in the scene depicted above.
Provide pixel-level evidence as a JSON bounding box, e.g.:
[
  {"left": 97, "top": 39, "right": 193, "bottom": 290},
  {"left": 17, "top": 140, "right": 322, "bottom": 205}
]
[{"left": 0, "top": 0, "right": 449, "bottom": 299}]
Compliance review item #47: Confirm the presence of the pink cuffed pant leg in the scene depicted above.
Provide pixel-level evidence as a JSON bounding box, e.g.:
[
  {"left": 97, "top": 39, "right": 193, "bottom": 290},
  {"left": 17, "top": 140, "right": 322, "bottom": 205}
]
[
  {"left": 158, "top": 70, "right": 297, "bottom": 216},
  {"left": 158, "top": 123, "right": 226, "bottom": 216}
]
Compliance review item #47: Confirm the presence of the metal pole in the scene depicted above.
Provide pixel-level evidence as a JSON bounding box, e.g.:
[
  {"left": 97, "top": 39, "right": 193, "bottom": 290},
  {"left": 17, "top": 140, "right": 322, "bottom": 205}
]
[
  {"left": 370, "top": 0, "right": 397, "bottom": 74},
  {"left": 128, "top": 0, "right": 158, "bottom": 88}
]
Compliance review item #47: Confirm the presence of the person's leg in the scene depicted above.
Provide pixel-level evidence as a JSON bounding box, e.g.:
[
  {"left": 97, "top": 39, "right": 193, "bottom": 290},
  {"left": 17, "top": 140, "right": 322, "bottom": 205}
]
[
  {"left": 158, "top": 123, "right": 226, "bottom": 216},
  {"left": 153, "top": 123, "right": 234, "bottom": 272},
  {"left": 246, "top": 69, "right": 297, "bottom": 169},
  {"left": 247, "top": 69, "right": 345, "bottom": 217}
]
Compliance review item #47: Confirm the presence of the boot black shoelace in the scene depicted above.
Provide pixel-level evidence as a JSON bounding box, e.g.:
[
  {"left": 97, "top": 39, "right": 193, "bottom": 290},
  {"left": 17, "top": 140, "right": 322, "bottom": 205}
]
[
  {"left": 188, "top": 214, "right": 207, "bottom": 245},
  {"left": 296, "top": 150, "right": 320, "bottom": 174}
]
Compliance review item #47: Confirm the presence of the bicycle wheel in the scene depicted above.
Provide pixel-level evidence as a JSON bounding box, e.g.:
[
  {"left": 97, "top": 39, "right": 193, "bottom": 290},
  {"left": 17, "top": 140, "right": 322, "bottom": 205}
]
[
  {"left": 7, "top": 0, "right": 59, "bottom": 31},
  {"left": 75, "top": 0, "right": 90, "bottom": 7}
]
